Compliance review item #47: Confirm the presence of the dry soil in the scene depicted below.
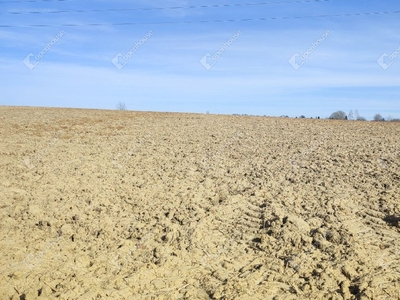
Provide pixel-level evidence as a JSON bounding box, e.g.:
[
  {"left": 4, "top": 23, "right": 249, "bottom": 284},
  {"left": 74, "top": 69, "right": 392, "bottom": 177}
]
[{"left": 1, "top": 106, "right": 400, "bottom": 299}]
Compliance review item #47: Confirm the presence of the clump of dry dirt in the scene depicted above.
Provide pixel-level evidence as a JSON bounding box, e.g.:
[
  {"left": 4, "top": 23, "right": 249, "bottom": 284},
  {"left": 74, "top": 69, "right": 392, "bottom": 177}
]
[{"left": 0, "top": 106, "right": 399, "bottom": 299}]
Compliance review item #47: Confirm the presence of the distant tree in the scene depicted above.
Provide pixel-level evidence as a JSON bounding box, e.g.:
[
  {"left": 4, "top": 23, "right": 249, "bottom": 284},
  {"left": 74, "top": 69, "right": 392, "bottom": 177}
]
[
  {"left": 374, "top": 114, "right": 384, "bottom": 121},
  {"left": 299, "top": 115, "right": 306, "bottom": 118},
  {"left": 354, "top": 109, "right": 360, "bottom": 120},
  {"left": 353, "top": 109, "right": 366, "bottom": 121},
  {"left": 329, "top": 110, "right": 347, "bottom": 120},
  {"left": 348, "top": 110, "right": 354, "bottom": 120},
  {"left": 117, "top": 102, "right": 126, "bottom": 110}
]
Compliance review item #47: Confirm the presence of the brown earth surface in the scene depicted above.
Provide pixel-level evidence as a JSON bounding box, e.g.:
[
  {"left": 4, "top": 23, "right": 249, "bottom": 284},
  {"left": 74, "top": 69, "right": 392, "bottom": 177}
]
[{"left": 1, "top": 106, "right": 400, "bottom": 300}]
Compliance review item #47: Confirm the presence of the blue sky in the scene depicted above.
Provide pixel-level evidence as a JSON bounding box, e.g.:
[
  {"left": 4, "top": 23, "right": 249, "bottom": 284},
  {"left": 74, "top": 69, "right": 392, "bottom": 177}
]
[{"left": 1, "top": 0, "right": 399, "bottom": 119}]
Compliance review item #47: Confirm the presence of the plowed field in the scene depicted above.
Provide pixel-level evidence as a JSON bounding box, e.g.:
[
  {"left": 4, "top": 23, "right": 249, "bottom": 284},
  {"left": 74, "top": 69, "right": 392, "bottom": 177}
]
[{"left": 1, "top": 106, "right": 399, "bottom": 299}]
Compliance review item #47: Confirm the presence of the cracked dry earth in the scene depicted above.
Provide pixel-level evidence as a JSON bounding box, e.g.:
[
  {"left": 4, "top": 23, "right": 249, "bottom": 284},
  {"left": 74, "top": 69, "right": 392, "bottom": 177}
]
[{"left": 1, "top": 106, "right": 400, "bottom": 300}]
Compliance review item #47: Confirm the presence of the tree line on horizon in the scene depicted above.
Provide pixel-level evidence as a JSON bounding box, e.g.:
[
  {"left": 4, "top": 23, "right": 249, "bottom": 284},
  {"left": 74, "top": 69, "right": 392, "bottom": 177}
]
[
  {"left": 328, "top": 110, "right": 400, "bottom": 122},
  {"left": 115, "top": 101, "right": 399, "bottom": 121}
]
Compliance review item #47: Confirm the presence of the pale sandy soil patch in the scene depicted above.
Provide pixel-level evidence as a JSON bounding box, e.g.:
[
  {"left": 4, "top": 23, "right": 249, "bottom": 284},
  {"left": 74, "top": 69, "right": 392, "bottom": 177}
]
[{"left": 0, "top": 106, "right": 399, "bottom": 299}]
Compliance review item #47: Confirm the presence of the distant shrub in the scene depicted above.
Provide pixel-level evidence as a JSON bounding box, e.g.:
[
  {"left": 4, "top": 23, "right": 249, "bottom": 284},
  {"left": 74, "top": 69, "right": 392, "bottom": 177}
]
[
  {"left": 356, "top": 116, "right": 367, "bottom": 121},
  {"left": 299, "top": 115, "right": 305, "bottom": 118},
  {"left": 390, "top": 118, "right": 400, "bottom": 122},
  {"left": 373, "top": 114, "right": 385, "bottom": 121},
  {"left": 117, "top": 102, "right": 126, "bottom": 110},
  {"left": 329, "top": 110, "right": 347, "bottom": 120}
]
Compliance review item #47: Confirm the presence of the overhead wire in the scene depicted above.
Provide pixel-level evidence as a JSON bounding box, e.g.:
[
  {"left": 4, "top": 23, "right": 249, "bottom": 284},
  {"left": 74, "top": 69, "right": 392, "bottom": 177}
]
[
  {"left": 0, "top": 0, "right": 332, "bottom": 14},
  {"left": 0, "top": 0, "right": 329, "bottom": 6},
  {"left": 1, "top": 0, "right": 399, "bottom": 28},
  {"left": 0, "top": 0, "right": 68, "bottom": 3},
  {"left": 0, "top": 10, "right": 399, "bottom": 28}
]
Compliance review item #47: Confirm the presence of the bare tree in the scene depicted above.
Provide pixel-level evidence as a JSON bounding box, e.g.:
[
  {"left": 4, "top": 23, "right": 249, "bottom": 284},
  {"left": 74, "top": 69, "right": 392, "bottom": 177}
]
[
  {"left": 329, "top": 110, "right": 347, "bottom": 120},
  {"left": 354, "top": 109, "right": 366, "bottom": 121},
  {"left": 374, "top": 114, "right": 384, "bottom": 121},
  {"left": 348, "top": 110, "right": 354, "bottom": 120},
  {"left": 354, "top": 109, "right": 360, "bottom": 120},
  {"left": 117, "top": 102, "right": 126, "bottom": 110}
]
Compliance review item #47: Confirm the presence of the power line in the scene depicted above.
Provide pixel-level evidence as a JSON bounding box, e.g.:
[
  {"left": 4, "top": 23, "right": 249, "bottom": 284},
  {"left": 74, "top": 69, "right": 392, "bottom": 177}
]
[
  {"left": 1, "top": 0, "right": 332, "bottom": 15},
  {"left": 0, "top": 0, "right": 68, "bottom": 2},
  {"left": 0, "top": 0, "right": 329, "bottom": 5},
  {"left": 0, "top": 10, "right": 399, "bottom": 28}
]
